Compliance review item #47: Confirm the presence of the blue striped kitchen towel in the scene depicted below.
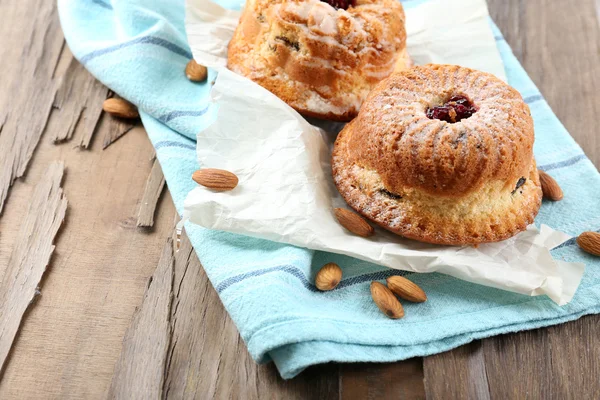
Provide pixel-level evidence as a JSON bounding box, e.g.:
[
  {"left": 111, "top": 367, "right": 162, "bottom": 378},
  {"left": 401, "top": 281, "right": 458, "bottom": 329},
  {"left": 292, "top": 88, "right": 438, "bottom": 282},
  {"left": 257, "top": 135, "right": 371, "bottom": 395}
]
[{"left": 59, "top": 0, "right": 600, "bottom": 379}]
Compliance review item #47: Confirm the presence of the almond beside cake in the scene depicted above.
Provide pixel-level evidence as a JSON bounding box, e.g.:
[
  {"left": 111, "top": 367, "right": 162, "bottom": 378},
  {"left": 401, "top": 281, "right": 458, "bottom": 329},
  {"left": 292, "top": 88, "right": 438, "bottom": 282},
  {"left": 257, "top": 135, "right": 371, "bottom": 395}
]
[
  {"left": 227, "top": 0, "right": 410, "bottom": 121},
  {"left": 331, "top": 64, "right": 543, "bottom": 245}
]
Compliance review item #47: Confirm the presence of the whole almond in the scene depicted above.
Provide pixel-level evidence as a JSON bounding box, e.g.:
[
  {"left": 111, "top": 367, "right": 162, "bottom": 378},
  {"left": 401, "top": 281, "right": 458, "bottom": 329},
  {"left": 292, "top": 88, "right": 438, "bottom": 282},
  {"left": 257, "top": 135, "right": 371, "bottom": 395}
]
[
  {"left": 370, "top": 281, "right": 404, "bottom": 319},
  {"left": 192, "top": 169, "right": 238, "bottom": 191},
  {"left": 315, "top": 262, "right": 342, "bottom": 291},
  {"left": 577, "top": 231, "right": 600, "bottom": 256},
  {"left": 334, "top": 208, "right": 374, "bottom": 238},
  {"left": 186, "top": 59, "right": 208, "bottom": 82},
  {"left": 386, "top": 276, "right": 427, "bottom": 303},
  {"left": 102, "top": 98, "right": 139, "bottom": 119},
  {"left": 538, "top": 169, "right": 563, "bottom": 201}
]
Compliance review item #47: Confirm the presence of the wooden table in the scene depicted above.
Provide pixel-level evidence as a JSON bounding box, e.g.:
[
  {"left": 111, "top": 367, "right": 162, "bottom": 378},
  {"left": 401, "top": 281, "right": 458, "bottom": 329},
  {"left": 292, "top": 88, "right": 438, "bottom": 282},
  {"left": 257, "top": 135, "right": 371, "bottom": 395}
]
[{"left": 0, "top": 0, "right": 598, "bottom": 398}]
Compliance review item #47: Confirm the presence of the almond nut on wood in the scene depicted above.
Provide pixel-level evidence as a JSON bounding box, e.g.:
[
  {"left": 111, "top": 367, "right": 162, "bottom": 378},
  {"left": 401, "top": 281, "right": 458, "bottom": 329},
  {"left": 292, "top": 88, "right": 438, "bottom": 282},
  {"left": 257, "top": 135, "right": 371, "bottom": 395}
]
[
  {"left": 370, "top": 281, "right": 404, "bottom": 319},
  {"left": 577, "top": 231, "right": 600, "bottom": 256},
  {"left": 315, "top": 262, "right": 342, "bottom": 291},
  {"left": 334, "top": 208, "right": 374, "bottom": 238},
  {"left": 192, "top": 169, "right": 238, "bottom": 191},
  {"left": 386, "top": 275, "right": 427, "bottom": 303},
  {"left": 102, "top": 98, "right": 139, "bottom": 119},
  {"left": 538, "top": 169, "right": 563, "bottom": 201},
  {"left": 185, "top": 59, "right": 208, "bottom": 82}
]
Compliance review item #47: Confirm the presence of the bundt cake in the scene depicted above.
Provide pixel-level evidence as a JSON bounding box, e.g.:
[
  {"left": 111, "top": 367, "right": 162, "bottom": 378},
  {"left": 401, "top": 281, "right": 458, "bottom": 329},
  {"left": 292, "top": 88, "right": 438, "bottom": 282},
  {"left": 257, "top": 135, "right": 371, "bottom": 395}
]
[
  {"left": 331, "top": 64, "right": 543, "bottom": 245},
  {"left": 227, "top": 0, "right": 410, "bottom": 121}
]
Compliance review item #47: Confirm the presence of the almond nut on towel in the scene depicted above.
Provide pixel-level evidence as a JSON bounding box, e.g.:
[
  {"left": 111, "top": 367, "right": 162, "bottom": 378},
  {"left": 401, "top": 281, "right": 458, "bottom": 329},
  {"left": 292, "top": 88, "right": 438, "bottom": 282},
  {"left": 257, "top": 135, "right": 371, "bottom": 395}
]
[
  {"left": 186, "top": 59, "right": 208, "bottom": 82},
  {"left": 315, "top": 262, "right": 342, "bottom": 291},
  {"left": 370, "top": 281, "right": 404, "bottom": 319},
  {"left": 386, "top": 276, "right": 427, "bottom": 303},
  {"left": 577, "top": 231, "right": 600, "bottom": 256},
  {"left": 192, "top": 169, "right": 238, "bottom": 191},
  {"left": 538, "top": 169, "right": 563, "bottom": 201}
]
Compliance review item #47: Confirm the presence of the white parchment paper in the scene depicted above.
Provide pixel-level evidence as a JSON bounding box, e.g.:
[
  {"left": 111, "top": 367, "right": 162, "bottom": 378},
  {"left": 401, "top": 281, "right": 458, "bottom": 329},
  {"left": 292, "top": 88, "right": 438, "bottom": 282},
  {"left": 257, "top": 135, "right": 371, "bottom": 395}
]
[{"left": 184, "top": 0, "right": 585, "bottom": 304}]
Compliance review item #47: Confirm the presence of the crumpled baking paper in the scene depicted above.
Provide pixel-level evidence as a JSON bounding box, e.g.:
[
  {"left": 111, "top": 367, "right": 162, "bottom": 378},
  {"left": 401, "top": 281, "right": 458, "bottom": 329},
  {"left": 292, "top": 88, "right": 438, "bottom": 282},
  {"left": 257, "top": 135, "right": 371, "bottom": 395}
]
[{"left": 183, "top": 0, "right": 585, "bottom": 305}]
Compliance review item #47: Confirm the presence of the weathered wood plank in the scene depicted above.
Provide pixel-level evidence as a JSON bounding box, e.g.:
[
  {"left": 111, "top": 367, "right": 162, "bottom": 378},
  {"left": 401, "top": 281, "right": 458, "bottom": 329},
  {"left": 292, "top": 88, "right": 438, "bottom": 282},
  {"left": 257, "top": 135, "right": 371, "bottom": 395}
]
[
  {"left": 108, "top": 239, "right": 173, "bottom": 399},
  {"left": 423, "top": 342, "right": 490, "bottom": 400},
  {"left": 101, "top": 119, "right": 136, "bottom": 150},
  {"left": 0, "top": 0, "right": 64, "bottom": 214},
  {"left": 0, "top": 3, "right": 178, "bottom": 390},
  {"left": 341, "top": 360, "right": 426, "bottom": 399},
  {"left": 482, "top": 329, "right": 553, "bottom": 399},
  {"left": 100, "top": 93, "right": 137, "bottom": 150},
  {"left": 0, "top": 122, "right": 178, "bottom": 398},
  {"left": 48, "top": 50, "right": 109, "bottom": 144},
  {"left": 0, "top": 161, "right": 67, "bottom": 374},
  {"left": 482, "top": 318, "right": 600, "bottom": 399},
  {"left": 489, "top": 0, "right": 600, "bottom": 166},
  {"left": 137, "top": 158, "right": 166, "bottom": 228},
  {"left": 544, "top": 317, "right": 600, "bottom": 398}
]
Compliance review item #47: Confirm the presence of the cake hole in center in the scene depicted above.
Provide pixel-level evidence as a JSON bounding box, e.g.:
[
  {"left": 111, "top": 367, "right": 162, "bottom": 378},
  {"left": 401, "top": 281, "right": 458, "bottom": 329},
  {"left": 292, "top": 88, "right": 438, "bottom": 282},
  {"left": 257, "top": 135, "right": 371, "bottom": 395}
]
[
  {"left": 320, "top": 0, "right": 356, "bottom": 10},
  {"left": 426, "top": 95, "right": 478, "bottom": 123}
]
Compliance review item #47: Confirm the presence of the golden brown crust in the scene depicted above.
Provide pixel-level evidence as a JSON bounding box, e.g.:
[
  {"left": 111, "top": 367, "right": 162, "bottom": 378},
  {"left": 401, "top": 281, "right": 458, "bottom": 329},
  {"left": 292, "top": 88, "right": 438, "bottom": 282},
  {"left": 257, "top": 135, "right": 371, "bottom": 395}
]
[
  {"left": 331, "top": 65, "right": 543, "bottom": 245},
  {"left": 227, "top": 0, "right": 408, "bottom": 121}
]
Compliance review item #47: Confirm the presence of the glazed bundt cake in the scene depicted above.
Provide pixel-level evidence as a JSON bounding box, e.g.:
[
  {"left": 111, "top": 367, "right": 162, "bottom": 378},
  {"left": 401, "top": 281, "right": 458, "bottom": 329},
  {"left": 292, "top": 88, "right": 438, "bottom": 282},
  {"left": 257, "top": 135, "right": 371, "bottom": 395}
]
[
  {"left": 227, "top": 0, "right": 410, "bottom": 121},
  {"left": 331, "top": 64, "right": 543, "bottom": 245}
]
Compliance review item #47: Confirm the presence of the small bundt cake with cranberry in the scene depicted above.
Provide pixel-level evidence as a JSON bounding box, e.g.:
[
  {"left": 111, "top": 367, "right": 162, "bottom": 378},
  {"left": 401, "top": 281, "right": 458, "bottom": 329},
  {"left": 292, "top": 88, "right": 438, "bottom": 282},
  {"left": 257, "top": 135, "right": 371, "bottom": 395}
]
[
  {"left": 227, "top": 0, "right": 410, "bottom": 121},
  {"left": 332, "top": 64, "right": 543, "bottom": 245}
]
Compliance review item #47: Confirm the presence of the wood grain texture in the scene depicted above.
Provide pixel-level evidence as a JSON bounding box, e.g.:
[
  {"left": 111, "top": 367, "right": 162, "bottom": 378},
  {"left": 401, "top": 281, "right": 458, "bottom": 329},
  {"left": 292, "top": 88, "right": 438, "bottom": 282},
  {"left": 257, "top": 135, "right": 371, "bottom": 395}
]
[
  {"left": 0, "top": 108, "right": 177, "bottom": 400},
  {"left": 489, "top": 0, "right": 600, "bottom": 166},
  {"left": 482, "top": 316, "right": 600, "bottom": 399},
  {"left": 341, "top": 360, "right": 425, "bottom": 399},
  {"left": 483, "top": 329, "right": 553, "bottom": 399},
  {"left": 48, "top": 49, "right": 109, "bottom": 145},
  {"left": 0, "top": 3, "right": 178, "bottom": 397},
  {"left": 101, "top": 93, "right": 137, "bottom": 150},
  {"left": 0, "top": 161, "right": 67, "bottom": 374},
  {"left": 108, "top": 239, "right": 173, "bottom": 399},
  {"left": 0, "top": 0, "right": 63, "bottom": 214},
  {"left": 102, "top": 124, "right": 135, "bottom": 150},
  {"left": 137, "top": 158, "right": 166, "bottom": 227},
  {"left": 101, "top": 118, "right": 136, "bottom": 150},
  {"left": 47, "top": 48, "right": 135, "bottom": 149},
  {"left": 0, "top": 124, "right": 178, "bottom": 398},
  {"left": 423, "top": 342, "right": 490, "bottom": 400}
]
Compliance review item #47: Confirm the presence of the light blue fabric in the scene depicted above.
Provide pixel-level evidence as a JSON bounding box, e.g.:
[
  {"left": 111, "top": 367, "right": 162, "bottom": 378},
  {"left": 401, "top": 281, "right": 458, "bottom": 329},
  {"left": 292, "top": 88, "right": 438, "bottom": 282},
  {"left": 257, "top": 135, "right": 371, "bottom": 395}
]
[{"left": 59, "top": 0, "right": 600, "bottom": 379}]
